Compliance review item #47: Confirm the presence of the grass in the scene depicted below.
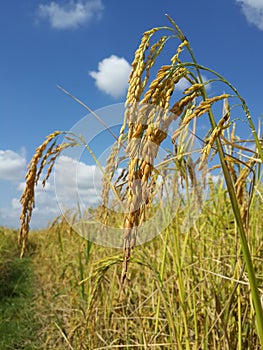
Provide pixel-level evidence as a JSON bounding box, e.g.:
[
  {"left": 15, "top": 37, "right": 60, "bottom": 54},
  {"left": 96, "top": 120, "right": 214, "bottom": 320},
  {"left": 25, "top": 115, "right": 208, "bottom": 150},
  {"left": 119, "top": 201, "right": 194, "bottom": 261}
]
[
  {"left": 3, "top": 15, "right": 263, "bottom": 349},
  {"left": 2, "top": 184, "right": 263, "bottom": 348},
  {"left": 0, "top": 228, "right": 40, "bottom": 349}
]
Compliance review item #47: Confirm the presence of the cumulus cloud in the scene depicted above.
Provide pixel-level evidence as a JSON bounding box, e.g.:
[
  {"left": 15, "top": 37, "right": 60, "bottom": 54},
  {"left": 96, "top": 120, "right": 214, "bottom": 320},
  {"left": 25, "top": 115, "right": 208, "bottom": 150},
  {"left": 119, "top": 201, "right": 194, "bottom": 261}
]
[
  {"left": 0, "top": 206, "right": 21, "bottom": 228},
  {"left": 236, "top": 0, "right": 263, "bottom": 30},
  {"left": 174, "top": 75, "right": 210, "bottom": 92},
  {"left": 55, "top": 155, "right": 103, "bottom": 210},
  {"left": 174, "top": 77, "right": 191, "bottom": 92},
  {"left": 28, "top": 155, "right": 104, "bottom": 226},
  {"left": 37, "top": 0, "right": 104, "bottom": 29},
  {"left": 0, "top": 149, "right": 26, "bottom": 182},
  {"left": 0, "top": 152, "right": 105, "bottom": 228},
  {"left": 89, "top": 55, "right": 131, "bottom": 98},
  {"left": 0, "top": 177, "right": 60, "bottom": 228}
]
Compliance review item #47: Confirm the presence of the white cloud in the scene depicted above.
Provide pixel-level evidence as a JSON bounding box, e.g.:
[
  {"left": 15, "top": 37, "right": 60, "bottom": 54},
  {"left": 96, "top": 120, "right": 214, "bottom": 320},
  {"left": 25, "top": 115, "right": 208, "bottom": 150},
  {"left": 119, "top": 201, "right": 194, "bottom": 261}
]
[
  {"left": 55, "top": 155, "right": 103, "bottom": 210},
  {"left": 174, "top": 77, "right": 191, "bottom": 92},
  {"left": 1, "top": 155, "right": 104, "bottom": 228},
  {"left": 11, "top": 198, "right": 21, "bottom": 210},
  {"left": 38, "top": 0, "right": 104, "bottom": 29},
  {"left": 0, "top": 177, "right": 60, "bottom": 229},
  {"left": 236, "top": 0, "right": 263, "bottom": 30},
  {"left": 174, "top": 75, "right": 210, "bottom": 92},
  {"left": 200, "top": 74, "right": 212, "bottom": 91},
  {"left": 23, "top": 155, "right": 103, "bottom": 227},
  {"left": 89, "top": 55, "right": 131, "bottom": 98},
  {"left": 0, "top": 206, "right": 20, "bottom": 228},
  {"left": 0, "top": 150, "right": 119, "bottom": 229},
  {"left": 0, "top": 149, "right": 26, "bottom": 182}
]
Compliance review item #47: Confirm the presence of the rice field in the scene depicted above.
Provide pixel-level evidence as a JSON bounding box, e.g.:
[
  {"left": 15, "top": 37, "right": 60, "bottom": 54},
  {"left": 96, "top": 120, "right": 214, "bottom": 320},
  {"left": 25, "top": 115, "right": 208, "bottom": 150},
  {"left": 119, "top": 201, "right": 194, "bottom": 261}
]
[
  {"left": 1, "top": 190, "right": 263, "bottom": 349},
  {"left": 1, "top": 16, "right": 263, "bottom": 349}
]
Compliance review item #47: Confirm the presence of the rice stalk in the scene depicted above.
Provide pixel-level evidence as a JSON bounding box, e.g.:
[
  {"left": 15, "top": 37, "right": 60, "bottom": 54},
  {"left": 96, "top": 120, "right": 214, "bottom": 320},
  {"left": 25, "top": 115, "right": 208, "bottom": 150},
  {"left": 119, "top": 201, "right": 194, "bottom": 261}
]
[
  {"left": 16, "top": 14, "right": 263, "bottom": 347},
  {"left": 199, "top": 97, "right": 231, "bottom": 170},
  {"left": 19, "top": 131, "right": 77, "bottom": 258},
  {"left": 105, "top": 15, "right": 263, "bottom": 345},
  {"left": 163, "top": 16, "right": 263, "bottom": 344}
]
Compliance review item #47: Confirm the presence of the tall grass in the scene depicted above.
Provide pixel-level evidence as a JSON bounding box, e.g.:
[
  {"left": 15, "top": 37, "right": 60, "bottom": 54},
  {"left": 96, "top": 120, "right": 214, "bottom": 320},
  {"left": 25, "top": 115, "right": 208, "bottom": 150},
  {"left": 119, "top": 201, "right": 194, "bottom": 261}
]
[
  {"left": 11, "top": 191, "right": 263, "bottom": 348},
  {"left": 17, "top": 16, "right": 263, "bottom": 348}
]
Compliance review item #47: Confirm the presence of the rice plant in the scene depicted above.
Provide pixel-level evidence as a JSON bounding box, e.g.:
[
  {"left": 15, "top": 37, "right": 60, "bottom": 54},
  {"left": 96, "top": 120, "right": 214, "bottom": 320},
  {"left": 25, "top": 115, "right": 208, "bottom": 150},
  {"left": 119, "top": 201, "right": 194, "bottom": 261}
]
[{"left": 18, "top": 16, "right": 263, "bottom": 348}]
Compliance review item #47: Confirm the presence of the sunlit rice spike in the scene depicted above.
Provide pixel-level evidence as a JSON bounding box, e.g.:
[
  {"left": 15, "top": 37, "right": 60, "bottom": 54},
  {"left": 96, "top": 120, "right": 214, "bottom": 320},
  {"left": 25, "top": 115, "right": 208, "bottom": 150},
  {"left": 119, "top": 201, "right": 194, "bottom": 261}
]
[
  {"left": 127, "top": 28, "right": 159, "bottom": 104},
  {"left": 173, "top": 93, "right": 231, "bottom": 140},
  {"left": 19, "top": 131, "right": 70, "bottom": 257},
  {"left": 183, "top": 83, "right": 203, "bottom": 95},
  {"left": 141, "top": 35, "right": 169, "bottom": 91},
  {"left": 171, "top": 39, "right": 188, "bottom": 65},
  {"left": 199, "top": 102, "right": 231, "bottom": 171},
  {"left": 170, "top": 91, "right": 197, "bottom": 118}
]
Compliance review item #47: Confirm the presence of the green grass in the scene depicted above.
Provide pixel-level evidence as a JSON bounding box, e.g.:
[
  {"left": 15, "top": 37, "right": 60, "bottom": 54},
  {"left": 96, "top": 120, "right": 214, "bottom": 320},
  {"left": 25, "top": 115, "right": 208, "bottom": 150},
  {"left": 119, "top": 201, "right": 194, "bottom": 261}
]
[{"left": 0, "top": 228, "right": 40, "bottom": 350}]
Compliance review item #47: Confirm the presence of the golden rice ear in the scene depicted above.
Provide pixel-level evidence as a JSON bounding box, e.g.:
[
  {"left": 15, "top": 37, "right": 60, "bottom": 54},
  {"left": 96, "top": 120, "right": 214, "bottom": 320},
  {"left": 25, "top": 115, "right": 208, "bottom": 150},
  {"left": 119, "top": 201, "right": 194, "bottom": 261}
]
[
  {"left": 172, "top": 93, "right": 230, "bottom": 141},
  {"left": 19, "top": 131, "right": 75, "bottom": 258},
  {"left": 199, "top": 98, "right": 231, "bottom": 171},
  {"left": 183, "top": 83, "right": 203, "bottom": 95},
  {"left": 126, "top": 28, "right": 160, "bottom": 104},
  {"left": 117, "top": 14, "right": 238, "bottom": 289}
]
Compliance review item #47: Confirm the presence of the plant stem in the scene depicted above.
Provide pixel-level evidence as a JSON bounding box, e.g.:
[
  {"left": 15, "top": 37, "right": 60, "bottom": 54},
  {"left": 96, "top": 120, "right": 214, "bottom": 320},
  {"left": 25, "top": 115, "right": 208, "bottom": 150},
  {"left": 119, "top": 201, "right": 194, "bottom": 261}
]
[
  {"left": 167, "top": 19, "right": 263, "bottom": 345},
  {"left": 182, "top": 36, "right": 263, "bottom": 348}
]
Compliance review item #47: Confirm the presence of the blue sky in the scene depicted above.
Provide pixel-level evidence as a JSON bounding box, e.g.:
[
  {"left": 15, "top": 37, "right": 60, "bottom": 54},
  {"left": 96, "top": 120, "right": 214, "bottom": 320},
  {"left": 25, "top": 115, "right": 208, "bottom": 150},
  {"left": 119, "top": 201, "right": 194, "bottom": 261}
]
[{"left": 1, "top": 0, "right": 263, "bottom": 228}]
